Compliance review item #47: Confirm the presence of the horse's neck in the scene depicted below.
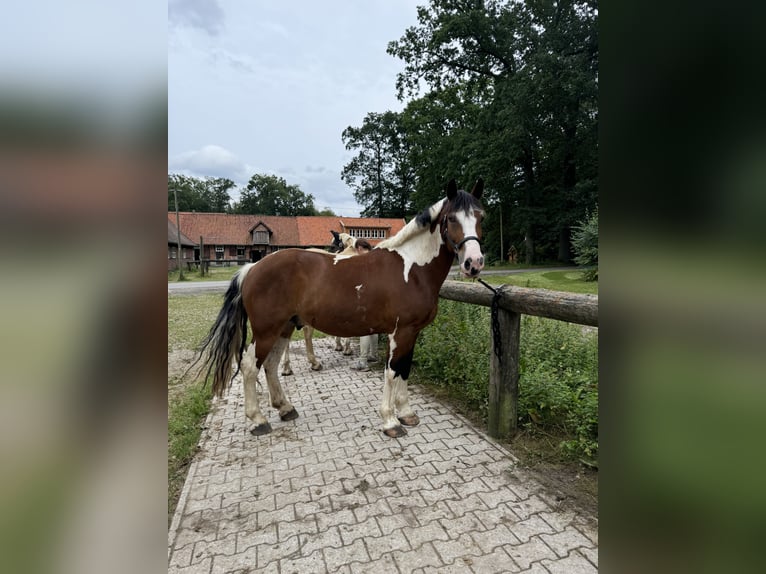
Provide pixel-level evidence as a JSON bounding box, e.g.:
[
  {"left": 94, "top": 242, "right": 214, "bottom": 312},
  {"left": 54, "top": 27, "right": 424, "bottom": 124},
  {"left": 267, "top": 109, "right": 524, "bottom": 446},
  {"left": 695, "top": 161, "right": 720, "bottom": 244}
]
[{"left": 386, "top": 226, "right": 454, "bottom": 288}]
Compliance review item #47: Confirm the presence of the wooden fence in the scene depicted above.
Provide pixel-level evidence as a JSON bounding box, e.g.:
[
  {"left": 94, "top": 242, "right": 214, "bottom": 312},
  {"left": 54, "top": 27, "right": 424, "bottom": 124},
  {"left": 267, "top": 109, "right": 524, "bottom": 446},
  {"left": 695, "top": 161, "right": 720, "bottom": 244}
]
[{"left": 438, "top": 280, "right": 598, "bottom": 440}]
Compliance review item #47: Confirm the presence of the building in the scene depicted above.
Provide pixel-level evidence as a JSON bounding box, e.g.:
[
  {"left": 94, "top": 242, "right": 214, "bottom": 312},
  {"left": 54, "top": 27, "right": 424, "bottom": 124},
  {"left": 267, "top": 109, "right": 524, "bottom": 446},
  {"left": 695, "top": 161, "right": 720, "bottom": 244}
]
[
  {"left": 168, "top": 219, "right": 196, "bottom": 270},
  {"left": 167, "top": 212, "right": 407, "bottom": 264}
]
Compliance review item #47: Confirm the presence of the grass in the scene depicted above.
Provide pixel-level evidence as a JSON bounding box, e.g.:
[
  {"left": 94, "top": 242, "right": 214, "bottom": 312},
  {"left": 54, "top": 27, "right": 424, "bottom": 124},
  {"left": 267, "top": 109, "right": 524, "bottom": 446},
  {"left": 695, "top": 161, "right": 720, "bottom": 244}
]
[
  {"left": 482, "top": 269, "right": 598, "bottom": 294},
  {"left": 168, "top": 293, "right": 224, "bottom": 351},
  {"left": 167, "top": 292, "right": 224, "bottom": 523},
  {"left": 168, "top": 264, "right": 243, "bottom": 283},
  {"left": 168, "top": 382, "right": 212, "bottom": 522}
]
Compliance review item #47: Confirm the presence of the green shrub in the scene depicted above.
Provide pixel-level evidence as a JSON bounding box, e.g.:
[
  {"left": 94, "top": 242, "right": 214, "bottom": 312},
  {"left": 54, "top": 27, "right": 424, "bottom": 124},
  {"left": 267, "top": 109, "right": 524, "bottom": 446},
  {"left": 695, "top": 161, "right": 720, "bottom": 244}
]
[
  {"left": 572, "top": 207, "right": 598, "bottom": 281},
  {"left": 415, "top": 301, "right": 598, "bottom": 462}
]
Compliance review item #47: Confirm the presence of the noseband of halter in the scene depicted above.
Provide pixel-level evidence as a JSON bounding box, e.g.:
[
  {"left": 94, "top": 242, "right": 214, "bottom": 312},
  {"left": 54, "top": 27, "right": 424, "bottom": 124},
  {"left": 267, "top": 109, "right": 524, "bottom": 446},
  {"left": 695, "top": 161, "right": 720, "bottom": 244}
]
[{"left": 441, "top": 212, "right": 481, "bottom": 254}]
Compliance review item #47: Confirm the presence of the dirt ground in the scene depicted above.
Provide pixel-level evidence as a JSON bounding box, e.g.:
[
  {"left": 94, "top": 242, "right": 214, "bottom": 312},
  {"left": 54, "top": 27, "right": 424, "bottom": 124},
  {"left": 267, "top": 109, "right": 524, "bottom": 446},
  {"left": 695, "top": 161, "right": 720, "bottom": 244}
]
[{"left": 168, "top": 349, "right": 199, "bottom": 411}]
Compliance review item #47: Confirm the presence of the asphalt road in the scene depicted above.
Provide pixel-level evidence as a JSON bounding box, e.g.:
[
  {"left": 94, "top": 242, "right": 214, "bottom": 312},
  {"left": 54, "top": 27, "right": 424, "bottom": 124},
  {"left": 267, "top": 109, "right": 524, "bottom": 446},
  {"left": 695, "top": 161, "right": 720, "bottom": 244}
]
[{"left": 167, "top": 266, "right": 579, "bottom": 295}]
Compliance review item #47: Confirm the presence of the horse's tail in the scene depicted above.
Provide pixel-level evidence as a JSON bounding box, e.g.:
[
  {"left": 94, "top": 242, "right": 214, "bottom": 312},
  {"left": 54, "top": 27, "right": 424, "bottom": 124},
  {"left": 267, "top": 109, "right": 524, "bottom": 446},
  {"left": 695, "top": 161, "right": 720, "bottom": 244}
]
[{"left": 196, "top": 263, "right": 255, "bottom": 397}]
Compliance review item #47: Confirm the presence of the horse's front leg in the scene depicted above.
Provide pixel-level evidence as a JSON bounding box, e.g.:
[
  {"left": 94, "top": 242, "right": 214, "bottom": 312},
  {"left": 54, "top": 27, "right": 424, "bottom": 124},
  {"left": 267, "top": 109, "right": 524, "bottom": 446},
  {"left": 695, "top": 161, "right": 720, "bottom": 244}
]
[
  {"left": 241, "top": 344, "right": 272, "bottom": 435},
  {"left": 379, "top": 331, "right": 419, "bottom": 438},
  {"left": 263, "top": 336, "right": 299, "bottom": 422},
  {"left": 303, "top": 326, "right": 322, "bottom": 371}
]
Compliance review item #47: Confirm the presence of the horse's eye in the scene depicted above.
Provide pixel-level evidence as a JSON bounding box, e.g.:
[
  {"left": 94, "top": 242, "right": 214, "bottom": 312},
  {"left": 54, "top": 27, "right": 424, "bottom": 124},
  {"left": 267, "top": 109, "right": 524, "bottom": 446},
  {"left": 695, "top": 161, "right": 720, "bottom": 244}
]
[{"left": 448, "top": 215, "right": 457, "bottom": 223}]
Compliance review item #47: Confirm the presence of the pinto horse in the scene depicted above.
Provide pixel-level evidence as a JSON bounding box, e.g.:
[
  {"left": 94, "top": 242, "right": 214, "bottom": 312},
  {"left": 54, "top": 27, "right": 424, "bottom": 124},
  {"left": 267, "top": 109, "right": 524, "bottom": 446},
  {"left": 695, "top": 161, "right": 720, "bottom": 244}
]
[{"left": 198, "top": 178, "right": 485, "bottom": 437}]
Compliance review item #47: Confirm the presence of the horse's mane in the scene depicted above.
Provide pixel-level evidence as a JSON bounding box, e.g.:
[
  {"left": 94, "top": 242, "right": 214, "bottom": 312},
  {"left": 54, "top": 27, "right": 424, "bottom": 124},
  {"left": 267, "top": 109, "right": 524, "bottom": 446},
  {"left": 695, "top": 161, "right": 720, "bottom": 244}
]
[
  {"left": 376, "top": 199, "right": 446, "bottom": 250},
  {"left": 377, "top": 190, "right": 483, "bottom": 251}
]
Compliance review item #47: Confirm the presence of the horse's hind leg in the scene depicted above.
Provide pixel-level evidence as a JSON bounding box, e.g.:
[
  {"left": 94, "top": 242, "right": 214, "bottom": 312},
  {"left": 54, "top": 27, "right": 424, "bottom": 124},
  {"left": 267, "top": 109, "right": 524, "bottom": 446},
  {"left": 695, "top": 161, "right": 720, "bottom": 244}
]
[
  {"left": 263, "top": 336, "right": 299, "bottom": 421},
  {"left": 281, "top": 340, "right": 294, "bottom": 376},
  {"left": 241, "top": 344, "right": 272, "bottom": 435},
  {"left": 343, "top": 337, "right": 353, "bottom": 356},
  {"left": 304, "top": 326, "right": 322, "bottom": 371},
  {"left": 334, "top": 336, "right": 344, "bottom": 352}
]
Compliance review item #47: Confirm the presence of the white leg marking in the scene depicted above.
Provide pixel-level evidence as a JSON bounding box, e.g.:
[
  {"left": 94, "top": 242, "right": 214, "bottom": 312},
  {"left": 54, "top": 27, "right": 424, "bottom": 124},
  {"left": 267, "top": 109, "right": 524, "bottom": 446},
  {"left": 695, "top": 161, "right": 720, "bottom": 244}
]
[
  {"left": 380, "top": 367, "right": 401, "bottom": 431},
  {"left": 281, "top": 340, "right": 293, "bottom": 375}
]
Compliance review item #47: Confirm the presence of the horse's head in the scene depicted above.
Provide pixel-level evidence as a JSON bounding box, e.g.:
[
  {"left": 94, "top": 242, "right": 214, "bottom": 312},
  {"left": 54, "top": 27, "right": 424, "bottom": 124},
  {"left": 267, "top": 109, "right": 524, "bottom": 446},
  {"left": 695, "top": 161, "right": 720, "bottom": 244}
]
[
  {"left": 441, "top": 178, "right": 485, "bottom": 277},
  {"left": 330, "top": 230, "right": 343, "bottom": 253},
  {"left": 330, "top": 230, "right": 356, "bottom": 253}
]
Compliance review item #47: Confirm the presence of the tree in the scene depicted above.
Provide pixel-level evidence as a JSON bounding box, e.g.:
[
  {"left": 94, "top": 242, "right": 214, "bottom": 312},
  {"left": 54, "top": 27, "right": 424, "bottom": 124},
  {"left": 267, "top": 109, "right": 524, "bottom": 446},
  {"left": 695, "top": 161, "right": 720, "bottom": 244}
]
[
  {"left": 167, "top": 174, "right": 235, "bottom": 212},
  {"left": 571, "top": 206, "right": 598, "bottom": 281},
  {"left": 387, "top": 0, "right": 598, "bottom": 263},
  {"left": 341, "top": 111, "right": 416, "bottom": 218},
  {"left": 233, "top": 174, "right": 317, "bottom": 216}
]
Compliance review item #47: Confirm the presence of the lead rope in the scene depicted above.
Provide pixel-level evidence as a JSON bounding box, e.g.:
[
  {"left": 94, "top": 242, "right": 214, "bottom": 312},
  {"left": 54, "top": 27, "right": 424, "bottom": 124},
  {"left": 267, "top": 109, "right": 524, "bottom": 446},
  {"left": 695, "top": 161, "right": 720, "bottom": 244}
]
[{"left": 477, "top": 278, "right": 507, "bottom": 364}]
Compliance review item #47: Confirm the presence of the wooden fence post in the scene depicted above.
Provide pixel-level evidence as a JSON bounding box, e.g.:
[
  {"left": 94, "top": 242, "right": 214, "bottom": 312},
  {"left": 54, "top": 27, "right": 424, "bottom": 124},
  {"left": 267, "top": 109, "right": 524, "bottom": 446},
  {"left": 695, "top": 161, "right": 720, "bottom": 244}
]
[{"left": 487, "top": 307, "right": 521, "bottom": 440}]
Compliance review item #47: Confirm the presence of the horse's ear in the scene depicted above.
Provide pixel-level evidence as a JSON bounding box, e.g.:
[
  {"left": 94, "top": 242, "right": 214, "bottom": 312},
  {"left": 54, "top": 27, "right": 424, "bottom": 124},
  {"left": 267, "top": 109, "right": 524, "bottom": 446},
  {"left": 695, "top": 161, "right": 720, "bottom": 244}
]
[
  {"left": 471, "top": 178, "right": 484, "bottom": 200},
  {"left": 446, "top": 179, "right": 458, "bottom": 200},
  {"left": 331, "top": 230, "right": 339, "bottom": 240}
]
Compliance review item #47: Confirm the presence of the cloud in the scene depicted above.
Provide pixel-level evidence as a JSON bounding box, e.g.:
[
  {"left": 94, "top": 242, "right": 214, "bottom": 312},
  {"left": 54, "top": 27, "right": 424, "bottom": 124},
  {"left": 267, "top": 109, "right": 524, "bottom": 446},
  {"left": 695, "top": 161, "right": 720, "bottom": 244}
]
[
  {"left": 169, "top": 144, "right": 252, "bottom": 184},
  {"left": 168, "top": 0, "right": 225, "bottom": 37}
]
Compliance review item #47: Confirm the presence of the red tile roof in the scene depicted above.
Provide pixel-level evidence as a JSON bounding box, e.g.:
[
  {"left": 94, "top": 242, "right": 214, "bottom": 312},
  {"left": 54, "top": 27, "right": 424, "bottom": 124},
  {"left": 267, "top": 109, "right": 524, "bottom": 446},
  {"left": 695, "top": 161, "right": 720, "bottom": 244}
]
[
  {"left": 167, "top": 219, "right": 196, "bottom": 246},
  {"left": 168, "top": 212, "right": 406, "bottom": 248}
]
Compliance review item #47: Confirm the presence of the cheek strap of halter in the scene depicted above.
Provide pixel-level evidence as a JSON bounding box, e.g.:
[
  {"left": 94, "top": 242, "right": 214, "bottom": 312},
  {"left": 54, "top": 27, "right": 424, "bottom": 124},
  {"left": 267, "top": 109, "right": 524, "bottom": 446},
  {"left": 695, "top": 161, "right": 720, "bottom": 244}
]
[{"left": 441, "top": 214, "right": 481, "bottom": 254}]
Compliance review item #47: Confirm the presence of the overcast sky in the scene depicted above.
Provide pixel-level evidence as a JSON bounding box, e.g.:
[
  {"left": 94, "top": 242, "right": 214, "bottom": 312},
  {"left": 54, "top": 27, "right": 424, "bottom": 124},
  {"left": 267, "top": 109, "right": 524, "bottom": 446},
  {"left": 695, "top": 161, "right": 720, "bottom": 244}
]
[{"left": 169, "top": 0, "right": 421, "bottom": 217}]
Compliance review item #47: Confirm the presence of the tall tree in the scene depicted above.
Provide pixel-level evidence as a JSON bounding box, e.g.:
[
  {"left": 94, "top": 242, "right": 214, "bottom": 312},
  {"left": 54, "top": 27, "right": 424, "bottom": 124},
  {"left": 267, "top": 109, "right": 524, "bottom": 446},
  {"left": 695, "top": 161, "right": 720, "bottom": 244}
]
[
  {"left": 341, "top": 111, "right": 415, "bottom": 218},
  {"left": 168, "top": 174, "right": 235, "bottom": 212},
  {"left": 233, "top": 174, "right": 317, "bottom": 216},
  {"left": 387, "top": 0, "right": 598, "bottom": 263}
]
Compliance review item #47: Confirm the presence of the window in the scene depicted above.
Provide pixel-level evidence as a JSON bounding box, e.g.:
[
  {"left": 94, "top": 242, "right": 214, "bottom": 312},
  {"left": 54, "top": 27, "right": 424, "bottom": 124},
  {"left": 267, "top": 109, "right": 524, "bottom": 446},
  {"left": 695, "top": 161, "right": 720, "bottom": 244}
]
[
  {"left": 169, "top": 247, "right": 177, "bottom": 259},
  {"left": 237, "top": 247, "right": 245, "bottom": 258},
  {"left": 348, "top": 228, "right": 385, "bottom": 239},
  {"left": 215, "top": 246, "right": 224, "bottom": 260},
  {"left": 253, "top": 230, "right": 269, "bottom": 244}
]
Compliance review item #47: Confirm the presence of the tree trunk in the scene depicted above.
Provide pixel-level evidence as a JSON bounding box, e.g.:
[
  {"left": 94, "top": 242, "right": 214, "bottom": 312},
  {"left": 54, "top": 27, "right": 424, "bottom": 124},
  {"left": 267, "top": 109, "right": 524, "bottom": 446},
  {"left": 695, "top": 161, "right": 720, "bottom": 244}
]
[
  {"left": 524, "top": 230, "right": 534, "bottom": 264},
  {"left": 558, "top": 227, "right": 571, "bottom": 263}
]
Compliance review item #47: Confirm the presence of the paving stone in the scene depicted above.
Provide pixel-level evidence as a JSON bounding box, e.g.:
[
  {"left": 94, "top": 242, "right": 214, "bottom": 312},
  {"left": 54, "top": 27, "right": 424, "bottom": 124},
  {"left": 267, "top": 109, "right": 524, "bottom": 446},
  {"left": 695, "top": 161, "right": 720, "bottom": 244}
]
[
  {"left": 539, "top": 527, "right": 594, "bottom": 558},
  {"left": 467, "top": 546, "right": 520, "bottom": 573},
  {"left": 168, "top": 341, "right": 598, "bottom": 574},
  {"left": 505, "top": 536, "right": 558, "bottom": 570},
  {"left": 541, "top": 549, "right": 598, "bottom": 573}
]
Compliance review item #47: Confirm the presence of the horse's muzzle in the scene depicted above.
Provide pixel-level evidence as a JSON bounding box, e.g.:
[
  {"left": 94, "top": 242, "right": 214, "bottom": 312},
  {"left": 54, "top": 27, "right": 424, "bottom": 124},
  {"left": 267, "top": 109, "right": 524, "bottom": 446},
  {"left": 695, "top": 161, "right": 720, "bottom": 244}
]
[{"left": 459, "top": 238, "right": 485, "bottom": 277}]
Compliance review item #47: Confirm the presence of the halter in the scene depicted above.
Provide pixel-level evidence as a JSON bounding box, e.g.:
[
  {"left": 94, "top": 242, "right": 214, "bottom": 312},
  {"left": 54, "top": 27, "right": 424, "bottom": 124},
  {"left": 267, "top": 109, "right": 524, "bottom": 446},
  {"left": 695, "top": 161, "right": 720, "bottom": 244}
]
[{"left": 441, "top": 212, "right": 481, "bottom": 254}]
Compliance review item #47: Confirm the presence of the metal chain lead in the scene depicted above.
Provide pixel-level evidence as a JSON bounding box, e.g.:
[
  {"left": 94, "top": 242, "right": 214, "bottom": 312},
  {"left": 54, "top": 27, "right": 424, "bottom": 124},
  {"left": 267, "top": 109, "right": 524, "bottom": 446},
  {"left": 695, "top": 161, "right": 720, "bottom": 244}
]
[{"left": 477, "top": 279, "right": 506, "bottom": 364}]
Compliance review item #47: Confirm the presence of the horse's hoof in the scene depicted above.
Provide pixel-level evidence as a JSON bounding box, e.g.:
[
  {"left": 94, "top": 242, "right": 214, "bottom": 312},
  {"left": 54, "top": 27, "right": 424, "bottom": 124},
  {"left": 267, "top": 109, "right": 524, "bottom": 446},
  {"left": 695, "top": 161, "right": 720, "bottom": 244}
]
[
  {"left": 280, "top": 408, "right": 299, "bottom": 421},
  {"left": 281, "top": 370, "right": 293, "bottom": 377},
  {"left": 343, "top": 350, "right": 353, "bottom": 356},
  {"left": 310, "top": 363, "right": 323, "bottom": 371},
  {"left": 250, "top": 422, "right": 272, "bottom": 436},
  {"left": 398, "top": 414, "right": 420, "bottom": 427},
  {"left": 383, "top": 425, "right": 407, "bottom": 438}
]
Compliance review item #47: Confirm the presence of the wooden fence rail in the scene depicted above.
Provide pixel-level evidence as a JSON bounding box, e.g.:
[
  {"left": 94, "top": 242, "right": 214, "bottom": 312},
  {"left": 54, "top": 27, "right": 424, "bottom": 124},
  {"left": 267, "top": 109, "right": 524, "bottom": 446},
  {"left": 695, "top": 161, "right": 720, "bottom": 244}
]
[{"left": 438, "top": 280, "right": 598, "bottom": 439}]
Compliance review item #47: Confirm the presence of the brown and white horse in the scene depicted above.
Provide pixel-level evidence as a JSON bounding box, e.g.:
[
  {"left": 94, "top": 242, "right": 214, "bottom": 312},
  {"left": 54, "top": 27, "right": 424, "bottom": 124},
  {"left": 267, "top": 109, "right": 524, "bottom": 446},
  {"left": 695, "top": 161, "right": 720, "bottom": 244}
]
[{"left": 197, "top": 178, "right": 485, "bottom": 437}]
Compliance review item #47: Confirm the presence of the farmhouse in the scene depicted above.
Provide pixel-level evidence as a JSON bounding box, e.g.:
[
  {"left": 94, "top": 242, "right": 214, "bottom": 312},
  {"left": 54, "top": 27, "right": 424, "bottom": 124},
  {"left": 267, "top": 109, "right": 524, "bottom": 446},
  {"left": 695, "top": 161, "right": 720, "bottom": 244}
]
[
  {"left": 167, "top": 212, "right": 406, "bottom": 265},
  {"left": 167, "top": 219, "right": 196, "bottom": 271}
]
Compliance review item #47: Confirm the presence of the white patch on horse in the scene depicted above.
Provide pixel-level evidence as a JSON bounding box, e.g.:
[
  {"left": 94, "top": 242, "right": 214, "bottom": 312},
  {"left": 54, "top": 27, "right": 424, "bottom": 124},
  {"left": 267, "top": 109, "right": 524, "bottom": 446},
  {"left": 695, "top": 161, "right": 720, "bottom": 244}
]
[
  {"left": 388, "top": 317, "right": 400, "bottom": 362},
  {"left": 355, "top": 284, "right": 364, "bottom": 298},
  {"left": 454, "top": 209, "right": 483, "bottom": 270},
  {"left": 378, "top": 199, "right": 445, "bottom": 282}
]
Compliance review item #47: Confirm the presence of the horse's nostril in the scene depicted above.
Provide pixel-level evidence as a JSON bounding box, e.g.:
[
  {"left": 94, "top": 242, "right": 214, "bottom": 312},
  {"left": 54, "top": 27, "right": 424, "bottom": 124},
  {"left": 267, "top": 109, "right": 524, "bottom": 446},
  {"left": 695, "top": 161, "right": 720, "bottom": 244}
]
[
  {"left": 470, "top": 267, "right": 479, "bottom": 276},
  {"left": 464, "top": 259, "right": 472, "bottom": 270}
]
